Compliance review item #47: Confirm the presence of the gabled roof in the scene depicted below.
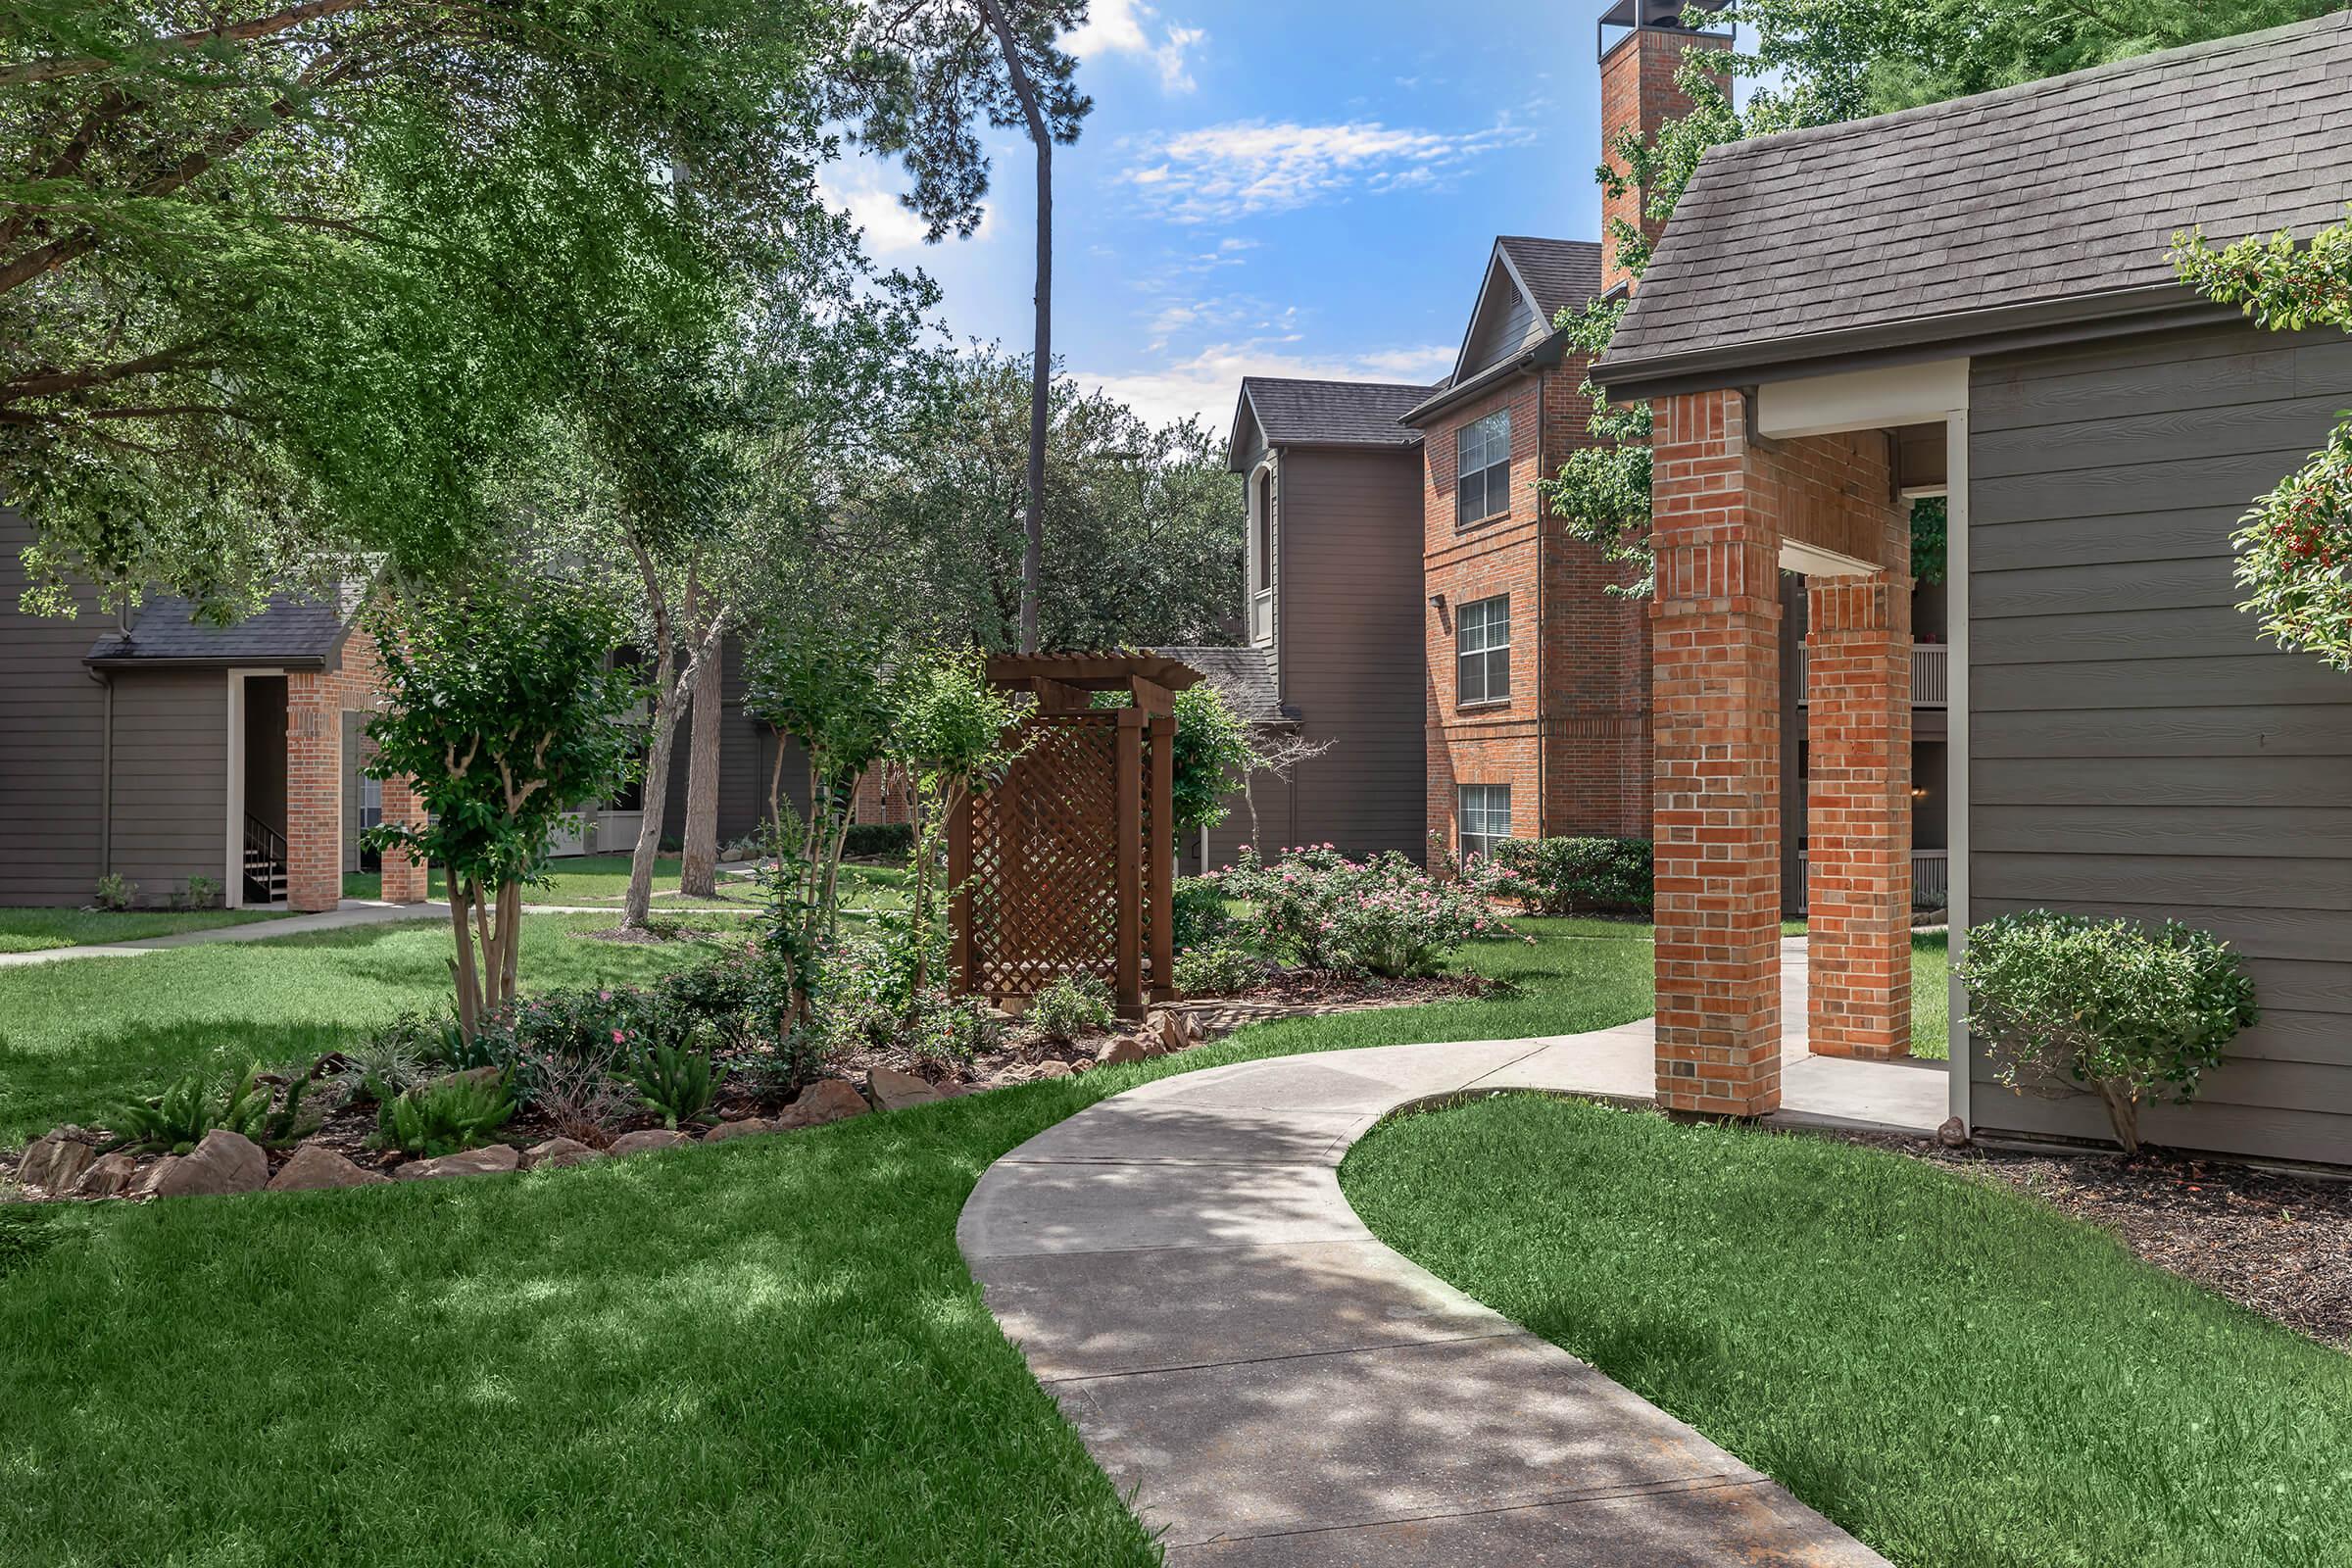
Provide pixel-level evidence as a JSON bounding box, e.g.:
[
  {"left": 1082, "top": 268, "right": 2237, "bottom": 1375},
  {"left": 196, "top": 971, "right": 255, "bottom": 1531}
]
[
  {"left": 1157, "top": 644, "right": 1292, "bottom": 726},
  {"left": 86, "top": 592, "right": 351, "bottom": 668},
  {"left": 1600, "top": 12, "right": 2352, "bottom": 399},
  {"left": 1227, "top": 377, "right": 1432, "bottom": 471},
  {"left": 1408, "top": 236, "right": 1603, "bottom": 426}
]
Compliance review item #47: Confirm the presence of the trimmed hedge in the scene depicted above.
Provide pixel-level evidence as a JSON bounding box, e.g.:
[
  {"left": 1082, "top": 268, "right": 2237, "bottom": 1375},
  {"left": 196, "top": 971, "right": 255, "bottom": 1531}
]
[
  {"left": 1485, "top": 836, "right": 1652, "bottom": 916},
  {"left": 844, "top": 822, "right": 915, "bottom": 859}
]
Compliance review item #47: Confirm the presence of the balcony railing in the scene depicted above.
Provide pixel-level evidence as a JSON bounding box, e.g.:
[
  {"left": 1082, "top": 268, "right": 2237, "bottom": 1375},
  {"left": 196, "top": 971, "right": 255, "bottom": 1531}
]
[
  {"left": 1249, "top": 588, "right": 1273, "bottom": 644},
  {"left": 1792, "top": 644, "right": 1948, "bottom": 707},
  {"left": 1790, "top": 849, "right": 1947, "bottom": 915}
]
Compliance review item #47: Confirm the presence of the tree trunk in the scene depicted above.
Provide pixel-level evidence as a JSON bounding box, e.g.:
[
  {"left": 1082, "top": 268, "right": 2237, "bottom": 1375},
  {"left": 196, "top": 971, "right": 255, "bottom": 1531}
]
[
  {"left": 680, "top": 663, "right": 722, "bottom": 896},
  {"left": 979, "top": 0, "right": 1051, "bottom": 655}
]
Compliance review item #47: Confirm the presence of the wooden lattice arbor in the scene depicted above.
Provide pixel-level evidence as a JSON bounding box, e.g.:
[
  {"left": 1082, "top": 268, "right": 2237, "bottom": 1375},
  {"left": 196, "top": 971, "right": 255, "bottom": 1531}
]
[{"left": 950, "top": 654, "right": 1201, "bottom": 1018}]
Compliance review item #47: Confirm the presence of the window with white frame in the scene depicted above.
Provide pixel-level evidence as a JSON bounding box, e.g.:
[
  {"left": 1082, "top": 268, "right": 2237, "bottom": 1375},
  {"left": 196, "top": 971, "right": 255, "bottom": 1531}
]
[
  {"left": 1455, "top": 409, "right": 1511, "bottom": 524},
  {"left": 1456, "top": 594, "right": 1510, "bottom": 706},
  {"left": 1458, "top": 784, "right": 1511, "bottom": 863}
]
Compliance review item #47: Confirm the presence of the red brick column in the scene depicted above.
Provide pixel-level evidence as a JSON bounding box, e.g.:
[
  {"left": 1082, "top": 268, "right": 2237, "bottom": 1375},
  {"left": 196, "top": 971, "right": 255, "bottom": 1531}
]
[
  {"left": 1649, "top": 390, "right": 1783, "bottom": 1116},
  {"left": 1805, "top": 576, "right": 1912, "bottom": 1058},
  {"left": 378, "top": 772, "right": 429, "bottom": 904},
  {"left": 284, "top": 675, "right": 342, "bottom": 912}
]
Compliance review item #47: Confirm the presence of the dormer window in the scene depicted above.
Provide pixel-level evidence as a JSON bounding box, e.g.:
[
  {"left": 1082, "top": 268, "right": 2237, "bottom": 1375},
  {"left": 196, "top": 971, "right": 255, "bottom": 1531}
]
[{"left": 1456, "top": 409, "right": 1511, "bottom": 525}]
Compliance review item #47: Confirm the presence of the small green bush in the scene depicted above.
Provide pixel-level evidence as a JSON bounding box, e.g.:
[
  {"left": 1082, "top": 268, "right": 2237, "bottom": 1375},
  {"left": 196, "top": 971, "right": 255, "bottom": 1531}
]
[
  {"left": 111, "top": 1064, "right": 300, "bottom": 1153},
  {"left": 1214, "top": 846, "right": 1513, "bottom": 978},
  {"left": 908, "top": 991, "right": 1005, "bottom": 1065},
  {"left": 627, "top": 1043, "right": 723, "bottom": 1129},
  {"left": 1171, "top": 876, "right": 1232, "bottom": 952},
  {"left": 1174, "top": 945, "right": 1263, "bottom": 997},
  {"left": 1958, "top": 910, "right": 2259, "bottom": 1154},
  {"left": 93, "top": 873, "right": 136, "bottom": 911},
  {"left": 1028, "top": 971, "right": 1114, "bottom": 1041},
  {"left": 845, "top": 822, "right": 915, "bottom": 859},
  {"left": 384, "top": 1072, "right": 516, "bottom": 1157},
  {"left": 1485, "top": 837, "right": 1652, "bottom": 915}
]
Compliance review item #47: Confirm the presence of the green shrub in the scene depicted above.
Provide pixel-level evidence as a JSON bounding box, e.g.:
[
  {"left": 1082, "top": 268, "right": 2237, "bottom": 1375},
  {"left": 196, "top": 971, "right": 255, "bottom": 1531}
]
[
  {"left": 1957, "top": 911, "right": 2259, "bottom": 1154},
  {"left": 384, "top": 1072, "right": 516, "bottom": 1157},
  {"left": 1171, "top": 876, "right": 1233, "bottom": 952},
  {"left": 1485, "top": 836, "right": 1652, "bottom": 915},
  {"left": 908, "top": 991, "right": 1004, "bottom": 1065},
  {"left": 627, "top": 1043, "right": 724, "bottom": 1130},
  {"left": 1174, "top": 945, "right": 1263, "bottom": 997},
  {"left": 1028, "top": 971, "right": 1114, "bottom": 1041},
  {"left": 111, "top": 1064, "right": 296, "bottom": 1153},
  {"left": 93, "top": 873, "right": 135, "bottom": 912},
  {"left": 845, "top": 822, "right": 915, "bottom": 859},
  {"left": 1213, "top": 846, "right": 1515, "bottom": 978}
]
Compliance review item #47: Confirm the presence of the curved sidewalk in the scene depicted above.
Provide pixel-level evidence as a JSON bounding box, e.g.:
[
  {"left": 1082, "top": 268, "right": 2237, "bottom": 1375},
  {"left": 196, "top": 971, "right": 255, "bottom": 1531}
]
[{"left": 958, "top": 976, "right": 1929, "bottom": 1564}]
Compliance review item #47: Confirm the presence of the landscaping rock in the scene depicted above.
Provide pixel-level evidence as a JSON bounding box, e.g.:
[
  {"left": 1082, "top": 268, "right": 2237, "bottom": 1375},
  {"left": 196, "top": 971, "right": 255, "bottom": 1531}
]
[
  {"left": 1028, "top": 1059, "right": 1074, "bottom": 1080},
  {"left": 128, "top": 1156, "right": 178, "bottom": 1198},
  {"left": 1094, "top": 1036, "right": 1149, "bottom": 1066},
  {"left": 268, "top": 1145, "right": 389, "bottom": 1193},
  {"left": 867, "top": 1067, "right": 943, "bottom": 1112},
  {"left": 702, "top": 1118, "right": 775, "bottom": 1143},
  {"left": 74, "top": 1152, "right": 139, "bottom": 1199},
  {"left": 1936, "top": 1115, "right": 1971, "bottom": 1150},
  {"left": 1151, "top": 1008, "right": 1202, "bottom": 1054},
  {"left": 608, "top": 1128, "right": 694, "bottom": 1156},
  {"left": 523, "top": 1138, "right": 603, "bottom": 1170},
  {"left": 775, "top": 1079, "right": 871, "bottom": 1129},
  {"left": 17, "top": 1134, "right": 94, "bottom": 1192},
  {"left": 392, "top": 1145, "right": 519, "bottom": 1181},
  {"left": 148, "top": 1131, "right": 268, "bottom": 1198}
]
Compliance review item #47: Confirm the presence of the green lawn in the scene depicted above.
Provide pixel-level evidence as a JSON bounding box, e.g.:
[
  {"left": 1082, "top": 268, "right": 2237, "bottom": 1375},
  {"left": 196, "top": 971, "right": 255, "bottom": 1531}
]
[
  {"left": 0, "top": 914, "right": 743, "bottom": 1142},
  {"left": 0, "top": 920, "right": 1658, "bottom": 1568},
  {"left": 0, "top": 906, "right": 288, "bottom": 955},
  {"left": 343, "top": 855, "right": 904, "bottom": 911},
  {"left": 1343, "top": 1094, "right": 2350, "bottom": 1568},
  {"left": 1912, "top": 932, "right": 1949, "bottom": 1059}
]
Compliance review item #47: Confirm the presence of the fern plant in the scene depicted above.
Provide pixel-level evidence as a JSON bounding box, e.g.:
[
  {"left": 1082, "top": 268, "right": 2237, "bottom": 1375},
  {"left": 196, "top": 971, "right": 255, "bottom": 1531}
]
[
  {"left": 114, "top": 1065, "right": 282, "bottom": 1154},
  {"left": 384, "top": 1074, "right": 517, "bottom": 1158},
  {"left": 628, "top": 1044, "right": 723, "bottom": 1130}
]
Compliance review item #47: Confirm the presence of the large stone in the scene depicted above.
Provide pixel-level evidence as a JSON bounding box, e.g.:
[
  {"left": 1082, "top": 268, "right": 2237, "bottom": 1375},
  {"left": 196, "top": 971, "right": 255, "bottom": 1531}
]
[
  {"left": 774, "top": 1078, "right": 871, "bottom": 1129},
  {"left": 74, "top": 1152, "right": 140, "bottom": 1199},
  {"left": 608, "top": 1128, "right": 694, "bottom": 1156},
  {"left": 392, "top": 1144, "right": 519, "bottom": 1181},
  {"left": 867, "top": 1067, "right": 943, "bottom": 1112},
  {"left": 146, "top": 1130, "right": 268, "bottom": 1199},
  {"left": 1095, "top": 1037, "right": 1149, "bottom": 1067},
  {"left": 1029, "top": 1059, "right": 1075, "bottom": 1081},
  {"left": 702, "top": 1117, "right": 775, "bottom": 1144},
  {"left": 268, "top": 1145, "right": 390, "bottom": 1193},
  {"left": 523, "top": 1137, "right": 603, "bottom": 1170},
  {"left": 128, "top": 1156, "right": 179, "bottom": 1198},
  {"left": 1151, "top": 1008, "right": 1202, "bottom": 1055},
  {"left": 17, "top": 1135, "right": 94, "bottom": 1192}
]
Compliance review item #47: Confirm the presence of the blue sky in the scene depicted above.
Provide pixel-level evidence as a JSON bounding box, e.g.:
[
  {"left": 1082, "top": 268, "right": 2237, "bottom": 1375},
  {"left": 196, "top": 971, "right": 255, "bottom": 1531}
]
[{"left": 820, "top": 0, "right": 1632, "bottom": 433}]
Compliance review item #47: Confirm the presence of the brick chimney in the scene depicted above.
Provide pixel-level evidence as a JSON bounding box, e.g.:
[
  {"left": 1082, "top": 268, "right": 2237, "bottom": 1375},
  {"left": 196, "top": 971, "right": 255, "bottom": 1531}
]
[{"left": 1596, "top": 0, "right": 1732, "bottom": 294}]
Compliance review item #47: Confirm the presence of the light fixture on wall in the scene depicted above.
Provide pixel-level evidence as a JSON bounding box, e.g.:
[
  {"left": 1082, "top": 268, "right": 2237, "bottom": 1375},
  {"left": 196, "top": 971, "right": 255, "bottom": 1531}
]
[
  {"left": 1911, "top": 786, "right": 1929, "bottom": 799},
  {"left": 1429, "top": 593, "right": 1446, "bottom": 611}
]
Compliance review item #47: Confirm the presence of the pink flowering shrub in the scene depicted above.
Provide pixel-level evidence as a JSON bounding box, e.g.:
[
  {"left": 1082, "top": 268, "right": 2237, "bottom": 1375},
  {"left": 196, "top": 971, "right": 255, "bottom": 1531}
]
[{"left": 1211, "top": 845, "right": 1515, "bottom": 978}]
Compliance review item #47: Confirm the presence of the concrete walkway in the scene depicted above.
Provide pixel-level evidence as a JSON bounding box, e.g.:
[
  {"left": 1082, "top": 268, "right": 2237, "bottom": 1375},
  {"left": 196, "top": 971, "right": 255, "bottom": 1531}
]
[{"left": 959, "top": 956, "right": 1931, "bottom": 1564}]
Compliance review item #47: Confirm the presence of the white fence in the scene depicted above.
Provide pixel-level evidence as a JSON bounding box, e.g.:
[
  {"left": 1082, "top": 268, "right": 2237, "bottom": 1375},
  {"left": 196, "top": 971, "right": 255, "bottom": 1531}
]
[
  {"left": 1790, "top": 848, "right": 1948, "bottom": 915},
  {"left": 1791, "top": 643, "right": 1949, "bottom": 707}
]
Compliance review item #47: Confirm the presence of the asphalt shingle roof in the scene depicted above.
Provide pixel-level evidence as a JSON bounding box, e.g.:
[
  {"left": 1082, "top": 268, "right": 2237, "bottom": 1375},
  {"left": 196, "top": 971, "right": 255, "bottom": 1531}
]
[
  {"left": 1239, "top": 378, "right": 1433, "bottom": 451},
  {"left": 1158, "top": 645, "right": 1291, "bottom": 726},
  {"left": 1494, "top": 236, "right": 1604, "bottom": 325},
  {"left": 86, "top": 593, "right": 349, "bottom": 666},
  {"left": 1603, "top": 13, "right": 2352, "bottom": 382}
]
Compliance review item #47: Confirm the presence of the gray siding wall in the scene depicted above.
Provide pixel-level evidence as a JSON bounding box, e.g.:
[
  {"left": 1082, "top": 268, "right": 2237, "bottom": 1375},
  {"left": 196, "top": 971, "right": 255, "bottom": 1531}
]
[
  {"left": 0, "top": 509, "right": 108, "bottom": 905},
  {"left": 1273, "top": 446, "right": 1429, "bottom": 861},
  {"left": 108, "top": 668, "right": 229, "bottom": 901},
  {"left": 1969, "top": 321, "right": 2352, "bottom": 1165}
]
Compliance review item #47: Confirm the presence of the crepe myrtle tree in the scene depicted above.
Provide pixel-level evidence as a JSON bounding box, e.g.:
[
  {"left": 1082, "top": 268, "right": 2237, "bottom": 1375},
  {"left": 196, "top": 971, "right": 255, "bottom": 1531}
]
[
  {"left": 2173, "top": 210, "right": 2352, "bottom": 671},
  {"left": 363, "top": 578, "right": 644, "bottom": 1040}
]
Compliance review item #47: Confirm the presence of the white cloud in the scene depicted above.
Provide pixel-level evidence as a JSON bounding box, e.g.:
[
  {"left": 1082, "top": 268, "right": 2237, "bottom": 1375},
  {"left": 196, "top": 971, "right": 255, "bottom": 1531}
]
[
  {"left": 1068, "top": 0, "right": 1204, "bottom": 94},
  {"left": 818, "top": 154, "right": 992, "bottom": 257},
  {"left": 1120, "top": 118, "right": 1536, "bottom": 223},
  {"left": 1079, "top": 338, "right": 1456, "bottom": 431}
]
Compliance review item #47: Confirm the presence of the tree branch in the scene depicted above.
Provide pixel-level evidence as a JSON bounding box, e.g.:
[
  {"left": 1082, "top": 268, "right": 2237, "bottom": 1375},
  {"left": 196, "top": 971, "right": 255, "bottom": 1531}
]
[{"left": 0, "top": 0, "right": 372, "bottom": 89}]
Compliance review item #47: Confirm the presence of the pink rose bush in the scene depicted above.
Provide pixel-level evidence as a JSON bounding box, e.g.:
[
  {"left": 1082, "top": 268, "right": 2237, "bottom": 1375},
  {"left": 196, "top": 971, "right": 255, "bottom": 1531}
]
[{"left": 1210, "top": 845, "right": 1514, "bottom": 978}]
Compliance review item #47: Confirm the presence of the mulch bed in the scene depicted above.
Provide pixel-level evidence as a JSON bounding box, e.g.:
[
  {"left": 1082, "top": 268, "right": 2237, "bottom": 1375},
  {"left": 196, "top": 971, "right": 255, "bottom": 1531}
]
[{"left": 1846, "top": 1132, "right": 2352, "bottom": 1350}]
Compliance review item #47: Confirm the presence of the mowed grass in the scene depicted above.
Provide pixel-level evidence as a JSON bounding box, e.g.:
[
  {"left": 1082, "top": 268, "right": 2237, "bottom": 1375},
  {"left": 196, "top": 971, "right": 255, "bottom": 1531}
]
[
  {"left": 0, "top": 914, "right": 743, "bottom": 1142},
  {"left": 343, "top": 855, "right": 906, "bottom": 911},
  {"left": 1912, "top": 932, "right": 1950, "bottom": 1059},
  {"left": 0, "top": 906, "right": 289, "bottom": 955},
  {"left": 0, "top": 923, "right": 1660, "bottom": 1568},
  {"left": 1343, "top": 1095, "right": 2352, "bottom": 1568}
]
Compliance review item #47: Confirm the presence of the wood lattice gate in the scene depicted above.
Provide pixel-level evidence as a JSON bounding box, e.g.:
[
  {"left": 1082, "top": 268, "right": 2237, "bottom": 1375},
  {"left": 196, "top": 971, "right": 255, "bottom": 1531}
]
[{"left": 949, "top": 655, "right": 1196, "bottom": 1017}]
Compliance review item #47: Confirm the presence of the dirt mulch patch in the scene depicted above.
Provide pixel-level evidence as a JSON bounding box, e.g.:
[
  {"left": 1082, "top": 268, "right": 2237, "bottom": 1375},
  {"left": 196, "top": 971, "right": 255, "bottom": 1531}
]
[{"left": 1850, "top": 1134, "right": 2352, "bottom": 1351}]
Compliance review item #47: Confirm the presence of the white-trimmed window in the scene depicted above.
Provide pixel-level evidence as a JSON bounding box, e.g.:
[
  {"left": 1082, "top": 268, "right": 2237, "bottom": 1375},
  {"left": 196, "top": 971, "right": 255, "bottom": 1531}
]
[
  {"left": 1456, "top": 594, "right": 1510, "bottom": 706},
  {"left": 1458, "top": 785, "right": 1511, "bottom": 863},
  {"left": 1455, "top": 409, "right": 1511, "bottom": 525}
]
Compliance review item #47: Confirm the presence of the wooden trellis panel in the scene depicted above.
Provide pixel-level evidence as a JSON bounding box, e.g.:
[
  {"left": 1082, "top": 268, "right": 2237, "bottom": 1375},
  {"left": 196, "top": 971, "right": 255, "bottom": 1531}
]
[{"left": 952, "top": 688, "right": 1180, "bottom": 1017}]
